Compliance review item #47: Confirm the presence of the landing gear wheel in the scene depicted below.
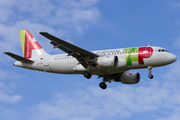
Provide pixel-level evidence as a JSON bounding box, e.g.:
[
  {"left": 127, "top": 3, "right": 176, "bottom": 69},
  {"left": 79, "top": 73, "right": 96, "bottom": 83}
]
[
  {"left": 148, "top": 74, "right": 153, "bottom": 79},
  {"left": 148, "top": 66, "right": 154, "bottom": 79},
  {"left": 83, "top": 71, "right": 92, "bottom": 79},
  {"left": 99, "top": 82, "right": 107, "bottom": 89}
]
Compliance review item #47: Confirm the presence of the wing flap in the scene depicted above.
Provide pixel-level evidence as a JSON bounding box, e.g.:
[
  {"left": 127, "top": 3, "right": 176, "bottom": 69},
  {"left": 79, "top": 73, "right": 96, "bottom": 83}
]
[{"left": 5, "top": 52, "right": 34, "bottom": 64}]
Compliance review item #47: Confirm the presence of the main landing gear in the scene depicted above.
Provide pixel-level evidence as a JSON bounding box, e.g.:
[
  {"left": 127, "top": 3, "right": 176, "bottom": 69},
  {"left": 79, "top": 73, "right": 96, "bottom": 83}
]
[
  {"left": 83, "top": 71, "right": 92, "bottom": 79},
  {"left": 148, "top": 66, "right": 153, "bottom": 79},
  {"left": 83, "top": 65, "right": 93, "bottom": 79},
  {"left": 84, "top": 71, "right": 107, "bottom": 89},
  {"left": 99, "top": 82, "right": 107, "bottom": 90}
]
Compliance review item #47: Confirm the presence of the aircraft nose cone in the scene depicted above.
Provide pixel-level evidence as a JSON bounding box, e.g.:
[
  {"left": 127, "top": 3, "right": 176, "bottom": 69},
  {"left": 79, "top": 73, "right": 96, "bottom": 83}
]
[{"left": 171, "top": 54, "right": 177, "bottom": 63}]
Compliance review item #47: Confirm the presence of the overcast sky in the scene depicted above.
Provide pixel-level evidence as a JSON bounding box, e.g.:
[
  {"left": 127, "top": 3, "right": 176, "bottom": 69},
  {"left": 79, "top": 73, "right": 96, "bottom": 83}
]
[{"left": 1, "top": 0, "right": 180, "bottom": 120}]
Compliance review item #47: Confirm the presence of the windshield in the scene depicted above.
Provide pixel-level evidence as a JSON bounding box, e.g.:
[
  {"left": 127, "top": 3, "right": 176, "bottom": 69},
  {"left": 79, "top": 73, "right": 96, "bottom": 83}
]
[{"left": 158, "top": 49, "right": 169, "bottom": 52}]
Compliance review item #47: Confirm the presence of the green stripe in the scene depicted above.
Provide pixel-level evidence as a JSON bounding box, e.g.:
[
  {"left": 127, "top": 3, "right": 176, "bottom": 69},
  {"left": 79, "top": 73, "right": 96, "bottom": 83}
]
[
  {"left": 123, "top": 47, "right": 139, "bottom": 66},
  {"left": 19, "top": 30, "right": 25, "bottom": 57}
]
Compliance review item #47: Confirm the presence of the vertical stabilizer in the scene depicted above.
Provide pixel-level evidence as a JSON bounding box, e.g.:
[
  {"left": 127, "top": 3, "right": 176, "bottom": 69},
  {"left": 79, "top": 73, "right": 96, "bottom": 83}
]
[{"left": 19, "top": 30, "right": 48, "bottom": 58}]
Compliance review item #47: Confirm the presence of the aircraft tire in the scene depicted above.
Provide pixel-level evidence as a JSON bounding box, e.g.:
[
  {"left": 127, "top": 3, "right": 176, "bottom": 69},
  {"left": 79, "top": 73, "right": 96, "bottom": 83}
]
[
  {"left": 83, "top": 71, "right": 92, "bottom": 79},
  {"left": 99, "top": 82, "right": 107, "bottom": 89},
  {"left": 148, "top": 74, "right": 153, "bottom": 79}
]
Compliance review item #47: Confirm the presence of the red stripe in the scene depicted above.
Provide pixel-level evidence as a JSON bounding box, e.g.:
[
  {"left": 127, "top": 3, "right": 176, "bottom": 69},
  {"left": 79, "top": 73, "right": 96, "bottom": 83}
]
[
  {"left": 24, "top": 30, "right": 42, "bottom": 58},
  {"left": 138, "top": 47, "right": 153, "bottom": 65}
]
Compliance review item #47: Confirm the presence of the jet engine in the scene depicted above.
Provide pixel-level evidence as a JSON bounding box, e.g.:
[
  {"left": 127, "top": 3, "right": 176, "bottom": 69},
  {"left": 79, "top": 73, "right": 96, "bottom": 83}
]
[
  {"left": 96, "top": 56, "right": 118, "bottom": 68},
  {"left": 114, "top": 72, "right": 140, "bottom": 84}
]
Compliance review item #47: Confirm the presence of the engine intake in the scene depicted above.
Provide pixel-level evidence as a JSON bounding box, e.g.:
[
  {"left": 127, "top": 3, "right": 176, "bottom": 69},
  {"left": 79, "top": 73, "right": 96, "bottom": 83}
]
[
  {"left": 96, "top": 56, "right": 118, "bottom": 68},
  {"left": 114, "top": 72, "right": 140, "bottom": 84}
]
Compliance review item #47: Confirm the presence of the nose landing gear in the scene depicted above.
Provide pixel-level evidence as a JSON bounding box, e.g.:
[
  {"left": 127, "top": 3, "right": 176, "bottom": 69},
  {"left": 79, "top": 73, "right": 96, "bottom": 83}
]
[
  {"left": 148, "top": 74, "right": 153, "bottom": 79},
  {"left": 148, "top": 66, "right": 153, "bottom": 79}
]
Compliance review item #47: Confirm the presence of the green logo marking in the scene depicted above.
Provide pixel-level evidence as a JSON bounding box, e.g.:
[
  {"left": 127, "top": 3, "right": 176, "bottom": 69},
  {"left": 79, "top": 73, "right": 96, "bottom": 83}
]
[
  {"left": 123, "top": 47, "right": 153, "bottom": 66},
  {"left": 123, "top": 47, "right": 139, "bottom": 66}
]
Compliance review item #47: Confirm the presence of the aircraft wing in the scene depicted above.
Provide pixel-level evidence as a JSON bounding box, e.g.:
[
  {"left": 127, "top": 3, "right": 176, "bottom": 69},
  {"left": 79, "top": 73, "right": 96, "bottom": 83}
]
[{"left": 39, "top": 32, "right": 99, "bottom": 68}]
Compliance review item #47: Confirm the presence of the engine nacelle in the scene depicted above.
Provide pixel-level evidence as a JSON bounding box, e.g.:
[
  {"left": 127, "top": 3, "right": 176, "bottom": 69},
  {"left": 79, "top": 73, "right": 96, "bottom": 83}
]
[
  {"left": 116, "top": 58, "right": 126, "bottom": 68},
  {"left": 97, "top": 56, "right": 118, "bottom": 68},
  {"left": 114, "top": 72, "right": 140, "bottom": 84}
]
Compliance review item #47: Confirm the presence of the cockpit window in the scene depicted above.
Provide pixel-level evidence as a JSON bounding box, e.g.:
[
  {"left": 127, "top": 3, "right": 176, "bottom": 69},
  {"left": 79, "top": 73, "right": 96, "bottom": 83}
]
[
  {"left": 158, "top": 49, "right": 169, "bottom": 52},
  {"left": 158, "top": 49, "right": 161, "bottom": 52}
]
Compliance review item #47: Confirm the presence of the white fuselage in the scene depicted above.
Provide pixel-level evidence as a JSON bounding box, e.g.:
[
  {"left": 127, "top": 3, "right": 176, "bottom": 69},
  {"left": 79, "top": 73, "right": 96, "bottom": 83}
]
[{"left": 13, "top": 46, "right": 177, "bottom": 75}]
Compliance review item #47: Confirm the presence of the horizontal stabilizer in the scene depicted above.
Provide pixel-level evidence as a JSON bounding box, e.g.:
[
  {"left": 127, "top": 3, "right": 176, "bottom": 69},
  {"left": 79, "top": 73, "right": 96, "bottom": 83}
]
[{"left": 4, "top": 52, "right": 34, "bottom": 64}]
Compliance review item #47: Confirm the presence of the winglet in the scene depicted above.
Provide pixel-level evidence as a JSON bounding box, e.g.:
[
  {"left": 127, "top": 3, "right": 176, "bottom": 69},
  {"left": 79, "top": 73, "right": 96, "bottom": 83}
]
[{"left": 36, "top": 30, "right": 40, "bottom": 35}]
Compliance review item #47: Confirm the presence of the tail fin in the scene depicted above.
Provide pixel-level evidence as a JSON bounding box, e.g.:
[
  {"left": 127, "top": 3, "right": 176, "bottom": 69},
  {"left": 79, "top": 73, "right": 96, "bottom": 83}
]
[{"left": 19, "top": 30, "right": 48, "bottom": 58}]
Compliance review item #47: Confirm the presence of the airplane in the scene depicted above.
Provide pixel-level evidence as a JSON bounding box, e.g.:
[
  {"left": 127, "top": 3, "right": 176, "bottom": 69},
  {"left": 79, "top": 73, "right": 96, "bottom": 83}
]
[{"left": 5, "top": 30, "right": 177, "bottom": 89}]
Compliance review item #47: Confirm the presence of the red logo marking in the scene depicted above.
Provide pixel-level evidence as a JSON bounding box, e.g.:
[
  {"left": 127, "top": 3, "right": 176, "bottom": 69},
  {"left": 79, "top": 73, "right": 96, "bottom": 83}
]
[
  {"left": 24, "top": 30, "right": 42, "bottom": 58},
  {"left": 138, "top": 47, "right": 153, "bottom": 65}
]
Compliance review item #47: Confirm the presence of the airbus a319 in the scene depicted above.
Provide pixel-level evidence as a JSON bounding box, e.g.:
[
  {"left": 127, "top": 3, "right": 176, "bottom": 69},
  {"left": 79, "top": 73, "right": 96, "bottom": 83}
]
[{"left": 5, "top": 30, "right": 177, "bottom": 89}]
